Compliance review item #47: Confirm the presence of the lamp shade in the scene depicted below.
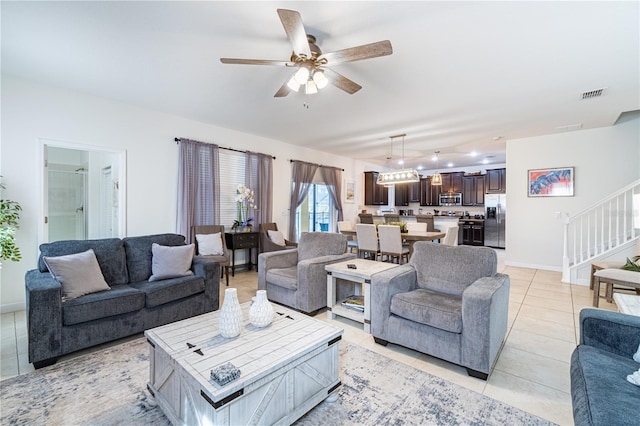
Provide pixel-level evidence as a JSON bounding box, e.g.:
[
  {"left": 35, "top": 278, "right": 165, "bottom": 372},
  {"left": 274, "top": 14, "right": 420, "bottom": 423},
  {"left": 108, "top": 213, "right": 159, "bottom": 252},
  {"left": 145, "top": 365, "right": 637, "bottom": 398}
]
[
  {"left": 313, "top": 71, "right": 328, "bottom": 89},
  {"left": 287, "top": 76, "right": 301, "bottom": 92},
  {"left": 376, "top": 169, "right": 420, "bottom": 185},
  {"left": 431, "top": 172, "right": 443, "bottom": 186},
  {"left": 294, "top": 67, "right": 310, "bottom": 85}
]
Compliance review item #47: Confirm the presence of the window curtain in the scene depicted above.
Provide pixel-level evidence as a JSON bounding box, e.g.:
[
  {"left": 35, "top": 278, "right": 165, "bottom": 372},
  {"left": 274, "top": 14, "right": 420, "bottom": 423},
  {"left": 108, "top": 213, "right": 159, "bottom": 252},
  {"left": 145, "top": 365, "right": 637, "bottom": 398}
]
[
  {"left": 289, "top": 161, "right": 319, "bottom": 242},
  {"left": 176, "top": 139, "right": 220, "bottom": 242},
  {"left": 245, "top": 151, "right": 273, "bottom": 228},
  {"left": 320, "top": 166, "right": 344, "bottom": 222}
]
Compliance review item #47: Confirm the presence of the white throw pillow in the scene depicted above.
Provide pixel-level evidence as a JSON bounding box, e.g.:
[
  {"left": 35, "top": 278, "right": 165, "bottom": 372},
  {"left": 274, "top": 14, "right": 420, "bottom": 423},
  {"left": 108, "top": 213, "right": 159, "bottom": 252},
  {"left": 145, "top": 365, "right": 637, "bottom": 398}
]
[
  {"left": 268, "top": 230, "right": 286, "bottom": 246},
  {"left": 196, "top": 232, "right": 224, "bottom": 256},
  {"left": 43, "top": 249, "right": 111, "bottom": 300},
  {"left": 149, "top": 243, "right": 195, "bottom": 282}
]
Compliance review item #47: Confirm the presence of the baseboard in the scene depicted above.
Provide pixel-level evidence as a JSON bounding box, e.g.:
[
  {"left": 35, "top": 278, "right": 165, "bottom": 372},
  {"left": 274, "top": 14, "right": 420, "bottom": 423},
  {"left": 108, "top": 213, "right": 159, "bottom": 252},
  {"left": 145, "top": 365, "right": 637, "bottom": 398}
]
[
  {"left": 504, "top": 260, "right": 562, "bottom": 272},
  {"left": 1, "top": 302, "right": 26, "bottom": 314}
]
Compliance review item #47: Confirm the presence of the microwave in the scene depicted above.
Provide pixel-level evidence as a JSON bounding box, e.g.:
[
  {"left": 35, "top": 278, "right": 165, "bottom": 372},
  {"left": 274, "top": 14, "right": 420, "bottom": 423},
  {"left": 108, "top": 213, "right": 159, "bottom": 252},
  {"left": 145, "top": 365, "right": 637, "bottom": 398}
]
[{"left": 439, "top": 193, "right": 463, "bottom": 206}]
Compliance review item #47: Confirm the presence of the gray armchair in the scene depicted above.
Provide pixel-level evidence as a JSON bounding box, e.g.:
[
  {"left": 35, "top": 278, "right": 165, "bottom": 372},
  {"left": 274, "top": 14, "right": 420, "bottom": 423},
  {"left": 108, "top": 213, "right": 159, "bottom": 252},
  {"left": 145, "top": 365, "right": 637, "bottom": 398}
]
[
  {"left": 370, "top": 242, "right": 510, "bottom": 379},
  {"left": 258, "top": 232, "right": 356, "bottom": 314}
]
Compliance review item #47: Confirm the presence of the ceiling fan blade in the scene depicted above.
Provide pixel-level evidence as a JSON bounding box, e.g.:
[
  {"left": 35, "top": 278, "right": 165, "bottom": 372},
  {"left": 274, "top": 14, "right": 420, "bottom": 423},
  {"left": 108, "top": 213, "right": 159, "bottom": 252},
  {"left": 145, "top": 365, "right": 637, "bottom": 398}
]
[
  {"left": 277, "top": 9, "right": 312, "bottom": 59},
  {"left": 220, "top": 58, "right": 293, "bottom": 66},
  {"left": 274, "top": 74, "right": 294, "bottom": 97},
  {"left": 322, "top": 68, "right": 362, "bottom": 94},
  {"left": 319, "top": 40, "right": 393, "bottom": 65}
]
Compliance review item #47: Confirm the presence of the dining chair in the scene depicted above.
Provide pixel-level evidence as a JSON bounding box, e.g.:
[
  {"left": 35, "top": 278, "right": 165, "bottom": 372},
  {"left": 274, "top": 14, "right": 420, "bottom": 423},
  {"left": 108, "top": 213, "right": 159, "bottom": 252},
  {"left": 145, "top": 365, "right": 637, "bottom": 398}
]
[
  {"left": 405, "top": 222, "right": 427, "bottom": 232},
  {"left": 356, "top": 223, "right": 378, "bottom": 260},
  {"left": 337, "top": 220, "right": 358, "bottom": 253},
  {"left": 358, "top": 213, "right": 374, "bottom": 224},
  {"left": 441, "top": 226, "right": 460, "bottom": 246},
  {"left": 378, "top": 225, "right": 410, "bottom": 264},
  {"left": 191, "top": 224, "right": 231, "bottom": 286},
  {"left": 384, "top": 213, "right": 400, "bottom": 223},
  {"left": 415, "top": 215, "right": 438, "bottom": 231}
]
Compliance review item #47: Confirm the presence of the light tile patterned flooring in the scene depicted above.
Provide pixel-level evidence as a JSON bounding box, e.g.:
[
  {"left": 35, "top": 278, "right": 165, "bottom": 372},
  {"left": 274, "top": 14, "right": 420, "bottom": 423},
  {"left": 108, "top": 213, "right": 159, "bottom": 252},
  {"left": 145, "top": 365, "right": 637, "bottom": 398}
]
[{"left": 1, "top": 252, "right": 621, "bottom": 425}]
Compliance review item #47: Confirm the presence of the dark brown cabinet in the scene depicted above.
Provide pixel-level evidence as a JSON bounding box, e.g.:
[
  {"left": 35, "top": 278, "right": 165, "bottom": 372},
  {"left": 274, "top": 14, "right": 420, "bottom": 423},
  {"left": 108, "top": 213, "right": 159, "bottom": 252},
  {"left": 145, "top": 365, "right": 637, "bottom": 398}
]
[
  {"left": 394, "top": 181, "right": 421, "bottom": 206},
  {"left": 225, "top": 231, "right": 259, "bottom": 275},
  {"left": 420, "top": 177, "right": 440, "bottom": 206},
  {"left": 486, "top": 168, "right": 506, "bottom": 193},
  {"left": 440, "top": 172, "right": 465, "bottom": 194},
  {"left": 364, "top": 171, "right": 388, "bottom": 205},
  {"left": 462, "top": 175, "right": 486, "bottom": 206}
]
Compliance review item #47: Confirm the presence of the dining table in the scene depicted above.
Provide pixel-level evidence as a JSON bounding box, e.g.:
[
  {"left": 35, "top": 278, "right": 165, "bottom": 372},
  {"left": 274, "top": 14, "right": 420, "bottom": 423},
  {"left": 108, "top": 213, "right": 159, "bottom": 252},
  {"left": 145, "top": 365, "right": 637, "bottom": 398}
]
[{"left": 340, "top": 228, "right": 447, "bottom": 257}]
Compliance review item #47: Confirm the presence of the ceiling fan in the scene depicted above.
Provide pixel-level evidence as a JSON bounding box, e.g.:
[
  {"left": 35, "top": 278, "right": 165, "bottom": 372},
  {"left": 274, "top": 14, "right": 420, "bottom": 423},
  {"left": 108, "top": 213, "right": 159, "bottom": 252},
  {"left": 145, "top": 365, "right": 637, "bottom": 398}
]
[{"left": 220, "top": 9, "right": 393, "bottom": 97}]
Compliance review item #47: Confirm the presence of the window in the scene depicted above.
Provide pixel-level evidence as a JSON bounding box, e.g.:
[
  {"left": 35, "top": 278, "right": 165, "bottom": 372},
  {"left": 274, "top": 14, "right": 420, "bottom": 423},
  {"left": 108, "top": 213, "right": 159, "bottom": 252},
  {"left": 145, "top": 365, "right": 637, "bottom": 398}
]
[
  {"left": 218, "top": 150, "right": 246, "bottom": 227},
  {"left": 296, "top": 183, "right": 334, "bottom": 239}
]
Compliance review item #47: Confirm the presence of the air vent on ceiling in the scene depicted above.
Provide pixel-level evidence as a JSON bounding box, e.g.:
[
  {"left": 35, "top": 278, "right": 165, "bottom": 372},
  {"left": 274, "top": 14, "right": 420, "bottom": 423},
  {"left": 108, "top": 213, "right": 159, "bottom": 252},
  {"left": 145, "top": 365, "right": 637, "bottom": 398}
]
[
  {"left": 581, "top": 88, "right": 606, "bottom": 100},
  {"left": 556, "top": 123, "right": 583, "bottom": 132}
]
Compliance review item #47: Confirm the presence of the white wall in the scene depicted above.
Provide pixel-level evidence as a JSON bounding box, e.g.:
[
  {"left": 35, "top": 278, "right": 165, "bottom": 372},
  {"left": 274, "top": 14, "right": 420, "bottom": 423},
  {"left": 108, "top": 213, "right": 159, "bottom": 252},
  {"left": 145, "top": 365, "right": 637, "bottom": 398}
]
[
  {"left": 506, "top": 115, "right": 640, "bottom": 270},
  {"left": 0, "top": 76, "right": 372, "bottom": 312}
]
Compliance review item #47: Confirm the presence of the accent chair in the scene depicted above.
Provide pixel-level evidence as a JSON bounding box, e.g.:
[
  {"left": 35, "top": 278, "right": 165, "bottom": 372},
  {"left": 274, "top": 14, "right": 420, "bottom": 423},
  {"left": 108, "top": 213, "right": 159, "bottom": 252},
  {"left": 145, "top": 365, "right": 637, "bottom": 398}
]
[
  {"left": 370, "top": 242, "right": 510, "bottom": 379},
  {"left": 192, "top": 225, "right": 231, "bottom": 286},
  {"left": 259, "top": 222, "right": 297, "bottom": 253}
]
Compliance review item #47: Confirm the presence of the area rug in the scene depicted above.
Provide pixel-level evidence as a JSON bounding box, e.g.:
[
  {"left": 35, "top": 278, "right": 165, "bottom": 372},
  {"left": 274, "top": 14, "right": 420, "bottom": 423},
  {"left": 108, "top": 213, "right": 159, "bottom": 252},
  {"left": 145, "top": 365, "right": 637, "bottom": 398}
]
[{"left": 0, "top": 337, "right": 554, "bottom": 425}]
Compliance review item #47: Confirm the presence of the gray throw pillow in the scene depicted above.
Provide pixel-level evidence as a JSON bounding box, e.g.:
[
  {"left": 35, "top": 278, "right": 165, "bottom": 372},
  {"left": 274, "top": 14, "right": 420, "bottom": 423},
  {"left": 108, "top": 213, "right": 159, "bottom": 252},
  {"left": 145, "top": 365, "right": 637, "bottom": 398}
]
[
  {"left": 43, "top": 249, "right": 111, "bottom": 300},
  {"left": 149, "top": 243, "right": 195, "bottom": 282}
]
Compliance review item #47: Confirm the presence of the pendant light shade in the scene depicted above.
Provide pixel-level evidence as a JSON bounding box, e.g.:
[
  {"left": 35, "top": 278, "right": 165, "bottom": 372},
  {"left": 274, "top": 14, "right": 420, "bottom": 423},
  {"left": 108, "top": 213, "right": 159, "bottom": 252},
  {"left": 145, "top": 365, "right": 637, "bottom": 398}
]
[
  {"left": 431, "top": 151, "right": 442, "bottom": 185},
  {"left": 376, "top": 134, "right": 420, "bottom": 185}
]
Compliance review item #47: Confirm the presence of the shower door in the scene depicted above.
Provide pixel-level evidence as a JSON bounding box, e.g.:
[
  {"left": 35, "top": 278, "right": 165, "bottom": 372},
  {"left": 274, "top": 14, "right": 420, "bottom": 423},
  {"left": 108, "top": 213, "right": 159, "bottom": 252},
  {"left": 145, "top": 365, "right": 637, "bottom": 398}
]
[{"left": 48, "top": 167, "right": 88, "bottom": 241}]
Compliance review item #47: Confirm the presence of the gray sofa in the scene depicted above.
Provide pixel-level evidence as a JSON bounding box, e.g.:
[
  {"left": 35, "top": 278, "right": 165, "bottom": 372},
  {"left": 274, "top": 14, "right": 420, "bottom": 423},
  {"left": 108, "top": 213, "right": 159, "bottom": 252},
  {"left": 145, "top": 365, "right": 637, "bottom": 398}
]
[
  {"left": 258, "top": 232, "right": 355, "bottom": 314},
  {"left": 370, "top": 242, "right": 510, "bottom": 379},
  {"left": 570, "top": 308, "right": 640, "bottom": 426},
  {"left": 25, "top": 233, "right": 220, "bottom": 368}
]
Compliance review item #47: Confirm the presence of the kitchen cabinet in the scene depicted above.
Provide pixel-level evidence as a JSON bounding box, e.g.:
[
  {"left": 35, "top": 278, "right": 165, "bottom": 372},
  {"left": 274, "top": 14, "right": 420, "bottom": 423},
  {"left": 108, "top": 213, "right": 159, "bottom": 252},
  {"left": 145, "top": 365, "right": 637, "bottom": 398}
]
[
  {"left": 459, "top": 220, "right": 485, "bottom": 246},
  {"left": 395, "top": 181, "right": 421, "bottom": 206},
  {"left": 486, "top": 168, "right": 506, "bottom": 193},
  {"left": 419, "top": 177, "right": 440, "bottom": 206},
  {"left": 462, "top": 175, "right": 485, "bottom": 206},
  {"left": 364, "top": 171, "right": 388, "bottom": 205},
  {"left": 440, "top": 172, "right": 465, "bottom": 194}
]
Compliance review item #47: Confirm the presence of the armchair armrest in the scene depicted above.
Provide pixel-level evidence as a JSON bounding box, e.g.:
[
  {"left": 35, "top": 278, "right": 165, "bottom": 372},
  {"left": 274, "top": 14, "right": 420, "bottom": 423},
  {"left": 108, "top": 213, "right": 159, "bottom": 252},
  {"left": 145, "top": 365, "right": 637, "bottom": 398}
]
[
  {"left": 257, "top": 249, "right": 298, "bottom": 291},
  {"left": 370, "top": 265, "right": 417, "bottom": 339},
  {"left": 25, "top": 269, "right": 64, "bottom": 364},
  {"left": 191, "top": 257, "right": 221, "bottom": 311},
  {"left": 579, "top": 308, "right": 640, "bottom": 358},
  {"left": 461, "top": 273, "right": 510, "bottom": 374},
  {"left": 295, "top": 253, "right": 356, "bottom": 313}
]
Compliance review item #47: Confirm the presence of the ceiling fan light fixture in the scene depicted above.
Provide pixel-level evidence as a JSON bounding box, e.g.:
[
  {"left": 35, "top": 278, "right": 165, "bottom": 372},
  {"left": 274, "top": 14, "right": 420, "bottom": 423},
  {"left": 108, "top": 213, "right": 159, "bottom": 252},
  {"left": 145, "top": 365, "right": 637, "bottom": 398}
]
[
  {"left": 294, "top": 67, "right": 310, "bottom": 85},
  {"left": 305, "top": 80, "right": 318, "bottom": 94},
  {"left": 313, "top": 70, "right": 328, "bottom": 89},
  {"left": 287, "top": 76, "right": 301, "bottom": 92}
]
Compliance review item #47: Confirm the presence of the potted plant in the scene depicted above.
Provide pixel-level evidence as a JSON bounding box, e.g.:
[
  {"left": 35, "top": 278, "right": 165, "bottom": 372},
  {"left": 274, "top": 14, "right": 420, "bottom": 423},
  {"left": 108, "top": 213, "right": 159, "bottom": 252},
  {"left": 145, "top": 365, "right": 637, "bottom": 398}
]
[{"left": 0, "top": 179, "right": 22, "bottom": 265}]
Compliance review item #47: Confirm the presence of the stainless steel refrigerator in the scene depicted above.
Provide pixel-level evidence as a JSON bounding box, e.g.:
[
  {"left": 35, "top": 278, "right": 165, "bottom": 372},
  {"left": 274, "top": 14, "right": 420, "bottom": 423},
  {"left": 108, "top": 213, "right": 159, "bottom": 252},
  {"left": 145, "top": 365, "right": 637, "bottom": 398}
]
[{"left": 485, "top": 194, "right": 506, "bottom": 248}]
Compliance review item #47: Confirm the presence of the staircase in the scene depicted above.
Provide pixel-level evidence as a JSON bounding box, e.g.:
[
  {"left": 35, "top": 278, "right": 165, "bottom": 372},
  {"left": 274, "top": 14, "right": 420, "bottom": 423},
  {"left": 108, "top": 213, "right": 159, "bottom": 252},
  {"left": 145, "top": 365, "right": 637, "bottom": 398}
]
[{"left": 562, "top": 179, "right": 640, "bottom": 284}]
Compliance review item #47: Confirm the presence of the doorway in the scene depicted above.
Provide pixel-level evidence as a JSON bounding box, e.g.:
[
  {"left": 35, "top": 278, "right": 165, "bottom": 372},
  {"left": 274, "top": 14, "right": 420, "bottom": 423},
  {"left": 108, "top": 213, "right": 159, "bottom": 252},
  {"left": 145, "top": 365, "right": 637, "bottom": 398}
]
[
  {"left": 40, "top": 140, "right": 126, "bottom": 243},
  {"left": 296, "top": 184, "right": 334, "bottom": 239}
]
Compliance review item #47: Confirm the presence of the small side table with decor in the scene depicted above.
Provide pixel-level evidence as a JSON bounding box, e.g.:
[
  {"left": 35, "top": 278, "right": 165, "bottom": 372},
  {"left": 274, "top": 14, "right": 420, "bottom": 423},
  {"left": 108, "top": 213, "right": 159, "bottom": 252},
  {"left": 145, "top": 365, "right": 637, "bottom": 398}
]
[{"left": 225, "top": 230, "right": 259, "bottom": 276}]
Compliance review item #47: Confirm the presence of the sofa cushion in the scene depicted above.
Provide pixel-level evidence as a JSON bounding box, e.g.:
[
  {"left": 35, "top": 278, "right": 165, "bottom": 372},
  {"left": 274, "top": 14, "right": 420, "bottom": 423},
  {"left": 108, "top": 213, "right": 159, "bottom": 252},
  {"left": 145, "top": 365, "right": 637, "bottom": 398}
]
[
  {"left": 123, "top": 234, "right": 186, "bottom": 282},
  {"left": 410, "top": 243, "right": 497, "bottom": 296},
  {"left": 266, "top": 266, "right": 298, "bottom": 290},
  {"left": 571, "top": 344, "right": 640, "bottom": 426},
  {"left": 38, "top": 238, "right": 128, "bottom": 286},
  {"left": 390, "top": 288, "right": 463, "bottom": 333},
  {"left": 297, "top": 232, "right": 346, "bottom": 261},
  {"left": 43, "top": 249, "right": 111, "bottom": 300},
  {"left": 62, "top": 284, "right": 145, "bottom": 326},
  {"left": 130, "top": 275, "right": 205, "bottom": 308},
  {"left": 149, "top": 243, "right": 195, "bottom": 281}
]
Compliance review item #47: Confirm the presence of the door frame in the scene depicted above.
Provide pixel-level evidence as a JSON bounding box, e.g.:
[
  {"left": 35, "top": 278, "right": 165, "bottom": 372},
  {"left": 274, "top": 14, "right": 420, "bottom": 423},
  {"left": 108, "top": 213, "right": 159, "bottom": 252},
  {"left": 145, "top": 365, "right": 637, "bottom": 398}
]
[{"left": 38, "top": 138, "right": 127, "bottom": 244}]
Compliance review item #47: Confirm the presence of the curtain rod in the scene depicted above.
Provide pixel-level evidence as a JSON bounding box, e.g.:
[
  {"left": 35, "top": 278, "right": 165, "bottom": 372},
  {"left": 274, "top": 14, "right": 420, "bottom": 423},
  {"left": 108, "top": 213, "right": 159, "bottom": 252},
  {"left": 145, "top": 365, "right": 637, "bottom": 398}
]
[
  {"left": 174, "top": 137, "right": 275, "bottom": 160},
  {"left": 290, "top": 159, "right": 344, "bottom": 172}
]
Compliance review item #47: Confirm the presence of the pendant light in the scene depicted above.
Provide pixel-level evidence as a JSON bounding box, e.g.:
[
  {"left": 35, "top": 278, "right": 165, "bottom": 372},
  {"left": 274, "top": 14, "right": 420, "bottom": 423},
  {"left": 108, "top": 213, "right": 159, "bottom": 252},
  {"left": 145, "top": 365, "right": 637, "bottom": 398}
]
[
  {"left": 377, "top": 134, "right": 420, "bottom": 185},
  {"left": 431, "top": 151, "right": 442, "bottom": 186}
]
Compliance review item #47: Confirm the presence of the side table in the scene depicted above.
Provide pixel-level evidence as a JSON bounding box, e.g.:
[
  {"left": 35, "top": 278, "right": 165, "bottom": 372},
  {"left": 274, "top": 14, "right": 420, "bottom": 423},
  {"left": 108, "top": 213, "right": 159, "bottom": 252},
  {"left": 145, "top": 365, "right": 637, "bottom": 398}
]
[
  {"left": 613, "top": 293, "right": 640, "bottom": 316},
  {"left": 224, "top": 231, "right": 259, "bottom": 276},
  {"left": 325, "top": 259, "right": 400, "bottom": 333}
]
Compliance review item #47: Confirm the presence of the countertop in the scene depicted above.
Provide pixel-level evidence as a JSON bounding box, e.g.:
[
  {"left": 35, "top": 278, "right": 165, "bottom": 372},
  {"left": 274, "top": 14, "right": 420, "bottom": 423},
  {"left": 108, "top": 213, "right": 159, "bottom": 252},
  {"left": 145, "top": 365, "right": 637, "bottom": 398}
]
[{"left": 372, "top": 214, "right": 484, "bottom": 221}]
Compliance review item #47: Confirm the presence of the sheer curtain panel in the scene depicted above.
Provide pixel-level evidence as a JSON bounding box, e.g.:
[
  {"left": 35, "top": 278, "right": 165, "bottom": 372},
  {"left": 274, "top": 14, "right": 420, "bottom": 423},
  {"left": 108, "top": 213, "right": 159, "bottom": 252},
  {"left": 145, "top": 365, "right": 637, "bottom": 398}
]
[
  {"left": 176, "top": 139, "right": 220, "bottom": 242},
  {"left": 246, "top": 151, "right": 273, "bottom": 228},
  {"left": 320, "top": 166, "right": 344, "bottom": 222},
  {"left": 289, "top": 161, "right": 318, "bottom": 242}
]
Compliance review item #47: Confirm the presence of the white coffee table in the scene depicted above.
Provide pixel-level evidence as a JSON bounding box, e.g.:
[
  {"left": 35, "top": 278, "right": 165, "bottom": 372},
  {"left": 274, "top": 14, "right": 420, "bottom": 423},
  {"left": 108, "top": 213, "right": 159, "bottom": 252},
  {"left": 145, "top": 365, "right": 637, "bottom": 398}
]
[
  {"left": 145, "top": 303, "right": 342, "bottom": 425},
  {"left": 613, "top": 293, "right": 640, "bottom": 316},
  {"left": 325, "top": 258, "right": 400, "bottom": 333}
]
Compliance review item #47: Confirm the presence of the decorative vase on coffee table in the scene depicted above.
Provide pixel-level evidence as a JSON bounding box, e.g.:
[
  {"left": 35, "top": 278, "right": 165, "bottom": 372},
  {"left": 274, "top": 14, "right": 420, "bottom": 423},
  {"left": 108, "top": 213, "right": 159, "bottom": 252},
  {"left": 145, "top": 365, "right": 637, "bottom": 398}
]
[
  {"left": 249, "top": 290, "right": 274, "bottom": 328},
  {"left": 219, "top": 288, "right": 242, "bottom": 338}
]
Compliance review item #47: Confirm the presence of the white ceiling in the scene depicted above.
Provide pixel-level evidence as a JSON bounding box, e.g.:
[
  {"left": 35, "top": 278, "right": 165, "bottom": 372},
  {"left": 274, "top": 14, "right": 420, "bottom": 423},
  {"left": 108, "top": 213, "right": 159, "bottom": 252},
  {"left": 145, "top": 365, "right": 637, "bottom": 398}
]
[{"left": 2, "top": 1, "right": 638, "bottom": 171}]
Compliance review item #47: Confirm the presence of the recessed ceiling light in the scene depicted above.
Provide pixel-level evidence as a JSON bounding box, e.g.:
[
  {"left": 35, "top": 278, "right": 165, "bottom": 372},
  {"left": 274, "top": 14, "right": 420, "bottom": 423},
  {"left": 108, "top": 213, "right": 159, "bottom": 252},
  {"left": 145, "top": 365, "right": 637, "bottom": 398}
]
[
  {"left": 482, "top": 158, "right": 490, "bottom": 164},
  {"left": 432, "top": 155, "right": 438, "bottom": 161},
  {"left": 493, "top": 136, "right": 503, "bottom": 141},
  {"left": 470, "top": 151, "right": 478, "bottom": 157},
  {"left": 398, "top": 159, "right": 404, "bottom": 165},
  {"left": 447, "top": 162, "right": 453, "bottom": 167},
  {"left": 416, "top": 165, "right": 423, "bottom": 170}
]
